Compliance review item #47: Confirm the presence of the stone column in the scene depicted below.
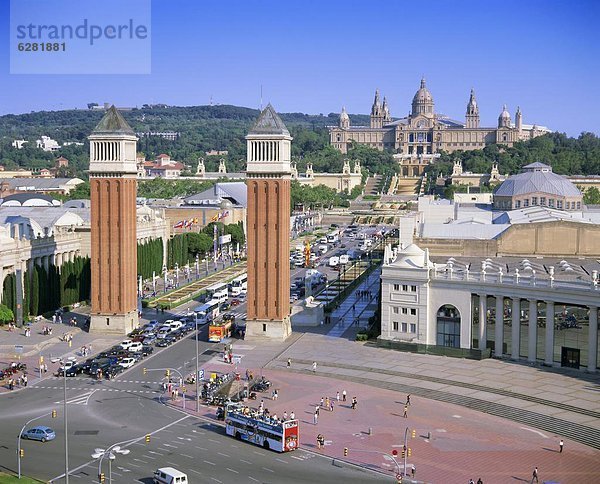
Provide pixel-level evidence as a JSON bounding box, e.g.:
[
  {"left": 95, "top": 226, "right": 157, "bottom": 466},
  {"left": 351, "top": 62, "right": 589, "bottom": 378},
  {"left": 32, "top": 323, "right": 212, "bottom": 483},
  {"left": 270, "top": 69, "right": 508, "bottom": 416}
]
[
  {"left": 495, "top": 296, "right": 504, "bottom": 357},
  {"left": 0, "top": 266, "right": 4, "bottom": 304},
  {"left": 589, "top": 306, "right": 598, "bottom": 372},
  {"left": 511, "top": 297, "right": 520, "bottom": 360},
  {"left": 56, "top": 253, "right": 62, "bottom": 267},
  {"left": 528, "top": 299, "right": 537, "bottom": 362},
  {"left": 479, "top": 295, "right": 487, "bottom": 350},
  {"left": 545, "top": 301, "right": 555, "bottom": 366}
]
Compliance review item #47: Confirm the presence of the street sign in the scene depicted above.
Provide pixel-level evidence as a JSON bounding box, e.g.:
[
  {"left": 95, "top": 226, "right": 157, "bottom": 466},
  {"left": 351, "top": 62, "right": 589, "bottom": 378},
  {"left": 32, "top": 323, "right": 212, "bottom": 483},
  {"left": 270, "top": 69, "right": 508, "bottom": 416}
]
[
  {"left": 198, "top": 369, "right": 205, "bottom": 380},
  {"left": 392, "top": 449, "right": 398, "bottom": 456},
  {"left": 233, "top": 355, "right": 242, "bottom": 364}
]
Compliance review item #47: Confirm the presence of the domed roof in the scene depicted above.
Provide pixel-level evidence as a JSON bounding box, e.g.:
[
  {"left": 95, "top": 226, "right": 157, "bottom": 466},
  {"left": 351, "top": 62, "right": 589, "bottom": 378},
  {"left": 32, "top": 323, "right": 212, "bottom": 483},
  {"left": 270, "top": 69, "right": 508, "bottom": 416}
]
[
  {"left": 499, "top": 104, "right": 511, "bottom": 119},
  {"left": 494, "top": 163, "right": 582, "bottom": 198},
  {"left": 412, "top": 78, "right": 433, "bottom": 104},
  {"left": 340, "top": 106, "right": 349, "bottom": 121}
]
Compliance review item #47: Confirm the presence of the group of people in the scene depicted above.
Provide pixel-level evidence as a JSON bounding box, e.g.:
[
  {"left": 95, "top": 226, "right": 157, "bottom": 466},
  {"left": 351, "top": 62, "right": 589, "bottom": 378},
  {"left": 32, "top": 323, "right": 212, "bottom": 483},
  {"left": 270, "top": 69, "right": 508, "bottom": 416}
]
[
  {"left": 80, "top": 345, "right": 91, "bottom": 357},
  {"left": 233, "top": 403, "right": 289, "bottom": 427},
  {"left": 23, "top": 327, "right": 32, "bottom": 338},
  {"left": 42, "top": 326, "right": 54, "bottom": 336},
  {"left": 51, "top": 313, "right": 63, "bottom": 325},
  {"left": 61, "top": 332, "right": 73, "bottom": 343},
  {"left": 5, "top": 374, "right": 27, "bottom": 390}
]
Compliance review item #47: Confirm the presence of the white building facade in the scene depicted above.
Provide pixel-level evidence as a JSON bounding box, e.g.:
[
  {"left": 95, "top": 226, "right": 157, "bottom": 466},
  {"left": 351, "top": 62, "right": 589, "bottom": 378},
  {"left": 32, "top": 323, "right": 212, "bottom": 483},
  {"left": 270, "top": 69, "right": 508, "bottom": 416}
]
[{"left": 380, "top": 244, "right": 600, "bottom": 372}]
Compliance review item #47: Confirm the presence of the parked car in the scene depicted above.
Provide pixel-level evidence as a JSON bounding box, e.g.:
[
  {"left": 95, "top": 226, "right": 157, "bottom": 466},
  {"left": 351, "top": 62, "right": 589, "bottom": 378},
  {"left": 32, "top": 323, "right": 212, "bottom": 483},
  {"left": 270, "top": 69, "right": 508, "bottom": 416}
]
[
  {"left": 156, "top": 326, "right": 171, "bottom": 339},
  {"left": 230, "top": 299, "right": 241, "bottom": 307},
  {"left": 21, "top": 426, "right": 56, "bottom": 442},
  {"left": 141, "top": 345, "right": 154, "bottom": 357},
  {"left": 119, "top": 357, "right": 136, "bottom": 369},
  {"left": 220, "top": 301, "right": 231, "bottom": 311},
  {"left": 105, "top": 364, "right": 124, "bottom": 379},
  {"left": 118, "top": 340, "right": 134, "bottom": 350},
  {"left": 143, "top": 335, "right": 157, "bottom": 346},
  {"left": 64, "top": 364, "right": 84, "bottom": 377},
  {"left": 128, "top": 342, "right": 144, "bottom": 353}
]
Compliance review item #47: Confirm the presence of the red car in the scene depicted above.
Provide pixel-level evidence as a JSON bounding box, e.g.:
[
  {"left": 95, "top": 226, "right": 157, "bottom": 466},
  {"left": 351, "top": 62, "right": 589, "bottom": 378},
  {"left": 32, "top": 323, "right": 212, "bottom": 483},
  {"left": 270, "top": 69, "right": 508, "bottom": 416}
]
[{"left": 230, "top": 299, "right": 241, "bottom": 307}]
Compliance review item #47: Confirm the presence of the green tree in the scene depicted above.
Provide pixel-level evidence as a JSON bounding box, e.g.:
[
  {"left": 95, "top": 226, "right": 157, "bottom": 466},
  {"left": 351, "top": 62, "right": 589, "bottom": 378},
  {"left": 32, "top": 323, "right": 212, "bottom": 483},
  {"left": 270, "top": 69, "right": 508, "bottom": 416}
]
[
  {"left": 0, "top": 303, "right": 14, "bottom": 324},
  {"left": 583, "top": 186, "right": 600, "bottom": 205}
]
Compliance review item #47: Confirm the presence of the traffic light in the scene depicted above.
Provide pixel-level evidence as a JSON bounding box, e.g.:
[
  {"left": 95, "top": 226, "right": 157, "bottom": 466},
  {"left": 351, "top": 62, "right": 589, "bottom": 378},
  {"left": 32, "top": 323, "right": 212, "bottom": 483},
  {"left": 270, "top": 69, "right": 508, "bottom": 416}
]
[
  {"left": 401, "top": 449, "right": 406, "bottom": 458},
  {"left": 143, "top": 368, "right": 147, "bottom": 375},
  {"left": 408, "top": 448, "right": 412, "bottom": 457},
  {"left": 98, "top": 472, "right": 105, "bottom": 483},
  {"left": 19, "top": 448, "right": 24, "bottom": 458},
  {"left": 343, "top": 447, "right": 348, "bottom": 457},
  {"left": 165, "top": 369, "right": 170, "bottom": 378},
  {"left": 411, "top": 429, "right": 416, "bottom": 438},
  {"left": 145, "top": 434, "right": 151, "bottom": 443},
  {"left": 52, "top": 409, "right": 57, "bottom": 418}
]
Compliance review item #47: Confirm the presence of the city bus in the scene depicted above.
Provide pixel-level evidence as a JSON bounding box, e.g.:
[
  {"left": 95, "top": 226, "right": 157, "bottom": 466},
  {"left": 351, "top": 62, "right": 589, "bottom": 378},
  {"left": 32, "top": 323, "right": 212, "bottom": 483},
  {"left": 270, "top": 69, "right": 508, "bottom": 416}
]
[
  {"left": 230, "top": 273, "right": 248, "bottom": 297},
  {"left": 326, "top": 232, "right": 339, "bottom": 244},
  {"left": 206, "top": 282, "right": 228, "bottom": 303},
  {"left": 195, "top": 300, "right": 220, "bottom": 324},
  {"left": 224, "top": 404, "right": 299, "bottom": 452},
  {"left": 208, "top": 319, "right": 233, "bottom": 342}
]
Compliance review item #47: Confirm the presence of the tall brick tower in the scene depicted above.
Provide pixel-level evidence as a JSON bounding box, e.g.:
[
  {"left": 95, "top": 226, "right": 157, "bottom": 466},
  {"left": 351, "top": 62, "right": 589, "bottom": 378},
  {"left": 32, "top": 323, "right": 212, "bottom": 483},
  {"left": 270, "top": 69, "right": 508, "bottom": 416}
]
[
  {"left": 245, "top": 104, "right": 292, "bottom": 340},
  {"left": 88, "top": 106, "right": 138, "bottom": 334}
]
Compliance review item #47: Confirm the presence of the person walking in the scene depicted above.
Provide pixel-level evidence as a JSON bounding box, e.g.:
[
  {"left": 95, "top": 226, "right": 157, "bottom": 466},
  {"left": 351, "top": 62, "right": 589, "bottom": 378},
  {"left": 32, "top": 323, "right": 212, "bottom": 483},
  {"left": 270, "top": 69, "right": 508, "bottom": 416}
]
[
  {"left": 406, "top": 394, "right": 411, "bottom": 406},
  {"left": 320, "top": 397, "right": 324, "bottom": 407},
  {"left": 476, "top": 479, "right": 483, "bottom": 484},
  {"left": 317, "top": 433, "right": 324, "bottom": 449},
  {"left": 312, "top": 361, "right": 317, "bottom": 373},
  {"left": 315, "top": 404, "right": 320, "bottom": 416},
  {"left": 559, "top": 439, "right": 564, "bottom": 453},
  {"left": 325, "top": 397, "right": 330, "bottom": 409},
  {"left": 411, "top": 464, "right": 416, "bottom": 478},
  {"left": 351, "top": 397, "right": 357, "bottom": 410},
  {"left": 403, "top": 405, "right": 408, "bottom": 418},
  {"left": 287, "top": 358, "right": 291, "bottom": 368},
  {"left": 313, "top": 412, "right": 318, "bottom": 425},
  {"left": 290, "top": 411, "right": 295, "bottom": 420},
  {"left": 342, "top": 390, "right": 347, "bottom": 402},
  {"left": 532, "top": 466, "right": 539, "bottom": 483},
  {"left": 336, "top": 391, "right": 340, "bottom": 402},
  {"left": 469, "top": 480, "right": 475, "bottom": 484},
  {"left": 330, "top": 399, "right": 334, "bottom": 412}
]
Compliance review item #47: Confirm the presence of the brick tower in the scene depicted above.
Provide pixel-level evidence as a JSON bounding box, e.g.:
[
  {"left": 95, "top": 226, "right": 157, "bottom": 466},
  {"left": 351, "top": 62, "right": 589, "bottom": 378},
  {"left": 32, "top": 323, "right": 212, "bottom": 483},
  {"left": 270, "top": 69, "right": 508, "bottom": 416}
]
[
  {"left": 88, "top": 106, "right": 138, "bottom": 334},
  {"left": 245, "top": 104, "right": 292, "bottom": 340}
]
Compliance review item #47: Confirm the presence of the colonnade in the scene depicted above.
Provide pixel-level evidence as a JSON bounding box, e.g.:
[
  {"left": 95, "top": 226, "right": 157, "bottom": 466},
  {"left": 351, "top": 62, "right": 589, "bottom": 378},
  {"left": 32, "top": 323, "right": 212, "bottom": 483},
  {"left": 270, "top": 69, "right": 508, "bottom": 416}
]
[{"left": 477, "top": 293, "right": 598, "bottom": 372}]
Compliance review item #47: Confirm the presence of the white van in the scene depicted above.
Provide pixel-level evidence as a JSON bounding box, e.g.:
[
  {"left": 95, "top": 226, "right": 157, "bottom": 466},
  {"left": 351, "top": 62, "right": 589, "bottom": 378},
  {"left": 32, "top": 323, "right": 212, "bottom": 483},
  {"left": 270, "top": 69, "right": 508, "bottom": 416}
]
[
  {"left": 339, "top": 254, "right": 349, "bottom": 265},
  {"left": 328, "top": 256, "right": 340, "bottom": 267},
  {"left": 153, "top": 467, "right": 188, "bottom": 484},
  {"left": 318, "top": 244, "right": 328, "bottom": 255}
]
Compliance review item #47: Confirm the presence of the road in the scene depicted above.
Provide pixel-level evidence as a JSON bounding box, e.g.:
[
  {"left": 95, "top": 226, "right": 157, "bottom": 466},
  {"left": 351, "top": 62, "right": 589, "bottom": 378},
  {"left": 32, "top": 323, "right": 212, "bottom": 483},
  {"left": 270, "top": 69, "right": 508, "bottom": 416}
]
[{"left": 0, "top": 324, "right": 386, "bottom": 483}]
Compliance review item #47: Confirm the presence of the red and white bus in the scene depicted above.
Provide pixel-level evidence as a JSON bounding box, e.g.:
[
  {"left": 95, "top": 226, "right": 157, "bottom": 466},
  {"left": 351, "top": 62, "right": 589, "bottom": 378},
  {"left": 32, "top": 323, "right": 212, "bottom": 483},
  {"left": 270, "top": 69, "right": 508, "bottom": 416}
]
[{"left": 224, "top": 406, "right": 299, "bottom": 452}]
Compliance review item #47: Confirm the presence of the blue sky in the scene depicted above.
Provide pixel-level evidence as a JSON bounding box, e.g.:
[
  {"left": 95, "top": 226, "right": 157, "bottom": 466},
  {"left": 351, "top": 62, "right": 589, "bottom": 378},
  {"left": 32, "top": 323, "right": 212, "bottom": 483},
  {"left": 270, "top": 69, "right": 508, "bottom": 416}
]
[{"left": 1, "top": 0, "right": 598, "bottom": 136}]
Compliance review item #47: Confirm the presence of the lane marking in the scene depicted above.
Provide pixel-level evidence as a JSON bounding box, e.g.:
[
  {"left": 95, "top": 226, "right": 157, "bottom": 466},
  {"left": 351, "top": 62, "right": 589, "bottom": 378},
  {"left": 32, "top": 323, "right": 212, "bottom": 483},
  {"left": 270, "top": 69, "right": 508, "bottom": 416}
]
[
  {"left": 239, "top": 459, "right": 252, "bottom": 465},
  {"left": 276, "top": 458, "right": 288, "bottom": 464},
  {"left": 262, "top": 467, "right": 275, "bottom": 473},
  {"left": 203, "top": 460, "right": 216, "bottom": 466},
  {"left": 226, "top": 468, "right": 239, "bottom": 474},
  {"left": 217, "top": 452, "right": 230, "bottom": 458},
  {"left": 248, "top": 477, "right": 259, "bottom": 482}
]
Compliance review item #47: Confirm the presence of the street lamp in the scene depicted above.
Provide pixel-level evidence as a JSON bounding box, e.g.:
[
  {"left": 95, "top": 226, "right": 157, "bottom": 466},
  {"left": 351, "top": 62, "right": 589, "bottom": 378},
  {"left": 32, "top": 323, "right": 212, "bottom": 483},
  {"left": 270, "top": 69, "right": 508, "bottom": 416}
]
[
  {"left": 195, "top": 254, "right": 200, "bottom": 279},
  {"left": 163, "top": 265, "right": 168, "bottom": 294},
  {"left": 92, "top": 445, "right": 130, "bottom": 484},
  {"left": 17, "top": 409, "right": 57, "bottom": 479},
  {"left": 175, "top": 263, "right": 179, "bottom": 287},
  {"left": 58, "top": 358, "right": 69, "bottom": 484}
]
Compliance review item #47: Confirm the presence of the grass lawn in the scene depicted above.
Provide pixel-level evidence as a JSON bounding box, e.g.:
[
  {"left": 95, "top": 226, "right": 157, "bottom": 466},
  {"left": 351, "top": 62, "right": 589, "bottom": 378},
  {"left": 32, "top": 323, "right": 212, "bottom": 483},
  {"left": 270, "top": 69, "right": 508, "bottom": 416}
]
[{"left": 0, "top": 472, "right": 44, "bottom": 483}]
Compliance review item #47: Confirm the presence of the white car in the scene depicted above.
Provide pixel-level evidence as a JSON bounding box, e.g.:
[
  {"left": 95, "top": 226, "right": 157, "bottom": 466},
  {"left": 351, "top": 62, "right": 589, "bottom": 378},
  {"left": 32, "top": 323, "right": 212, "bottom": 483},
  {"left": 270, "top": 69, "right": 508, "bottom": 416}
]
[
  {"left": 119, "top": 357, "right": 136, "bottom": 369},
  {"left": 128, "top": 342, "right": 143, "bottom": 352},
  {"left": 167, "top": 320, "right": 183, "bottom": 331},
  {"left": 119, "top": 340, "right": 134, "bottom": 350}
]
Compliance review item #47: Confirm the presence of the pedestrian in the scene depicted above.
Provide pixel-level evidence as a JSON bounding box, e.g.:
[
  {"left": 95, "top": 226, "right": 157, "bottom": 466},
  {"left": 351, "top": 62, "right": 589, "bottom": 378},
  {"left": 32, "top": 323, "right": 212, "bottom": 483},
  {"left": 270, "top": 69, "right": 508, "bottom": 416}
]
[
  {"left": 245, "top": 369, "right": 250, "bottom": 380},
  {"left": 23, "top": 375, "right": 27, "bottom": 387},
  {"left": 259, "top": 399, "right": 264, "bottom": 411},
  {"left": 320, "top": 397, "right": 324, "bottom": 407},
  {"left": 179, "top": 377, "right": 183, "bottom": 388},
  {"left": 411, "top": 464, "right": 416, "bottom": 478},
  {"left": 330, "top": 400, "right": 334, "bottom": 412},
  {"left": 290, "top": 411, "right": 295, "bottom": 420},
  {"left": 406, "top": 394, "right": 411, "bottom": 406},
  {"left": 162, "top": 382, "right": 167, "bottom": 392},
  {"left": 532, "top": 466, "right": 539, "bottom": 483},
  {"left": 313, "top": 412, "right": 318, "bottom": 425},
  {"left": 403, "top": 405, "right": 408, "bottom": 418},
  {"left": 317, "top": 433, "right": 323, "bottom": 449},
  {"left": 351, "top": 397, "right": 357, "bottom": 410},
  {"left": 342, "top": 390, "right": 347, "bottom": 402},
  {"left": 312, "top": 361, "right": 317, "bottom": 373},
  {"left": 287, "top": 358, "right": 291, "bottom": 368},
  {"left": 336, "top": 391, "right": 340, "bottom": 402},
  {"left": 325, "top": 397, "right": 330, "bottom": 409},
  {"left": 559, "top": 439, "right": 564, "bottom": 453},
  {"left": 476, "top": 479, "right": 483, "bottom": 484},
  {"left": 315, "top": 404, "right": 320, "bottom": 416},
  {"left": 469, "top": 480, "right": 475, "bottom": 484},
  {"left": 283, "top": 411, "right": 288, "bottom": 420},
  {"left": 52, "top": 314, "right": 56, "bottom": 324}
]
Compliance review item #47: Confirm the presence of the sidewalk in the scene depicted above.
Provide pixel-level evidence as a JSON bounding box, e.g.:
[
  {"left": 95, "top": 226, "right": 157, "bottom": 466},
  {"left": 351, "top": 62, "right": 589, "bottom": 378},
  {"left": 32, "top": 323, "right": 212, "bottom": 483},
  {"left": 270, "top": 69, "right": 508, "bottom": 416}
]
[{"left": 170, "top": 347, "right": 600, "bottom": 484}]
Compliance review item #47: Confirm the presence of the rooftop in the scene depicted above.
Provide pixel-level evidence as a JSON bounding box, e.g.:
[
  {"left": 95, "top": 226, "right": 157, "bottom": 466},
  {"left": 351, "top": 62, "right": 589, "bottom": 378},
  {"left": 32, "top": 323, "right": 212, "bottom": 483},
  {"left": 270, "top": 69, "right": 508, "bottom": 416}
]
[{"left": 247, "top": 104, "right": 290, "bottom": 136}]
